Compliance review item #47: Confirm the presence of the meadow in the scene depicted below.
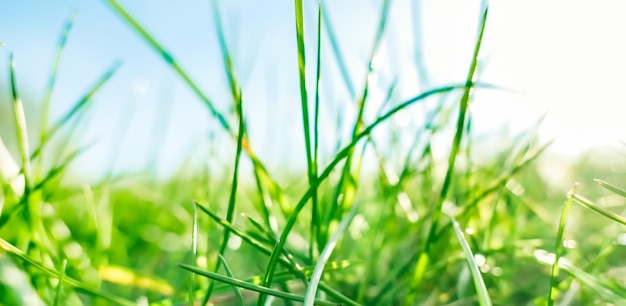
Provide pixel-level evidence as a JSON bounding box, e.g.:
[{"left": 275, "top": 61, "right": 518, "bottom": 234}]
[{"left": 1, "top": 1, "right": 626, "bottom": 305}]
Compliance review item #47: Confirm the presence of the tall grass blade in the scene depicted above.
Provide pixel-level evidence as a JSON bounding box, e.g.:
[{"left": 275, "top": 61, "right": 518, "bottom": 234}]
[
  {"left": 201, "top": 4, "right": 246, "bottom": 302},
  {"left": 9, "top": 54, "right": 32, "bottom": 192},
  {"left": 407, "top": 7, "right": 488, "bottom": 301},
  {"left": 37, "top": 12, "right": 77, "bottom": 181},
  {"left": 548, "top": 184, "right": 577, "bottom": 306},
  {"left": 321, "top": 9, "right": 355, "bottom": 99},
  {"left": 310, "top": 0, "right": 323, "bottom": 263},
  {"left": 449, "top": 215, "right": 492, "bottom": 306}
]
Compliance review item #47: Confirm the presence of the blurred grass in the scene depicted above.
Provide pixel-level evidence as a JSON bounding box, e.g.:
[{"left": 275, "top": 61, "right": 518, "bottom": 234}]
[{"left": 1, "top": 1, "right": 626, "bottom": 305}]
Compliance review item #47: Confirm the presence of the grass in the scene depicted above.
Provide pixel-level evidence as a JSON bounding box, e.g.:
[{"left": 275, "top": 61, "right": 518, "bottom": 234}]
[{"left": 2, "top": 1, "right": 626, "bottom": 305}]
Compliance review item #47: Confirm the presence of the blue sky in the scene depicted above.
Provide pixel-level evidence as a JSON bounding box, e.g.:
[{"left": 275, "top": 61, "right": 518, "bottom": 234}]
[{"left": 2, "top": 0, "right": 626, "bottom": 179}]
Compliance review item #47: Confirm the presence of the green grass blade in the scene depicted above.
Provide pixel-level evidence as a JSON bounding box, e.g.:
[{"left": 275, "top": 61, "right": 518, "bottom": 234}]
[
  {"left": 293, "top": 0, "right": 314, "bottom": 190},
  {"left": 594, "top": 179, "right": 626, "bottom": 199},
  {"left": 548, "top": 184, "right": 577, "bottom": 306},
  {"left": 571, "top": 193, "right": 626, "bottom": 226},
  {"left": 449, "top": 215, "right": 492, "bottom": 306},
  {"left": 9, "top": 54, "right": 32, "bottom": 192},
  {"left": 203, "top": 93, "right": 245, "bottom": 303},
  {"left": 179, "top": 264, "right": 341, "bottom": 306},
  {"left": 202, "top": 17, "right": 246, "bottom": 297},
  {"left": 304, "top": 201, "right": 360, "bottom": 306},
  {"left": 408, "top": 7, "right": 488, "bottom": 301},
  {"left": 217, "top": 254, "right": 245, "bottom": 305},
  {"left": 103, "top": 0, "right": 232, "bottom": 135},
  {"left": 310, "top": 0, "right": 323, "bottom": 263},
  {"left": 37, "top": 12, "right": 77, "bottom": 181},
  {"left": 321, "top": 9, "right": 355, "bottom": 99}
]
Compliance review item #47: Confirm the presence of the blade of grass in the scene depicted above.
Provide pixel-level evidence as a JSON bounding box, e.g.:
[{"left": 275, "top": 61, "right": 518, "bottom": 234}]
[
  {"left": 201, "top": 4, "right": 246, "bottom": 302},
  {"left": 304, "top": 200, "right": 360, "bottom": 306},
  {"left": 321, "top": 8, "right": 355, "bottom": 99},
  {"left": 448, "top": 214, "right": 492, "bottom": 306},
  {"left": 594, "top": 179, "right": 626, "bottom": 199},
  {"left": 9, "top": 54, "right": 32, "bottom": 193},
  {"left": 407, "top": 8, "right": 488, "bottom": 302},
  {"left": 310, "top": 0, "right": 323, "bottom": 263},
  {"left": 36, "top": 12, "right": 77, "bottom": 181},
  {"left": 548, "top": 184, "right": 577, "bottom": 306},
  {"left": 179, "top": 264, "right": 341, "bottom": 306},
  {"left": 571, "top": 193, "right": 626, "bottom": 226}
]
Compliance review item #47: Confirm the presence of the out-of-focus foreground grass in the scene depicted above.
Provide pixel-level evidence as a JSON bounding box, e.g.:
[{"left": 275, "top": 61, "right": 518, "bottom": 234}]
[{"left": 1, "top": 1, "right": 626, "bottom": 305}]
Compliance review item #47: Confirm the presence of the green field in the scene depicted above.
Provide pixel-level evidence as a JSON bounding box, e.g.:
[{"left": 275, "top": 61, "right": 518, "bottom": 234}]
[{"left": 1, "top": 1, "right": 626, "bottom": 305}]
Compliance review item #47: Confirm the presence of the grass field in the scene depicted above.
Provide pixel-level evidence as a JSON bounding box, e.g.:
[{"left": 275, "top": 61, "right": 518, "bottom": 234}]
[{"left": 2, "top": 1, "right": 626, "bottom": 305}]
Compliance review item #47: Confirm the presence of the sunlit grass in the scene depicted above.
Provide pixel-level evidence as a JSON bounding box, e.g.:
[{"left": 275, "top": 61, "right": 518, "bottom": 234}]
[{"left": 1, "top": 1, "right": 626, "bottom": 305}]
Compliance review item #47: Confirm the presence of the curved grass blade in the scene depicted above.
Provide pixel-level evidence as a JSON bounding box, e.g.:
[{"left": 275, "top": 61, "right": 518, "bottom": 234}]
[
  {"left": 571, "top": 193, "right": 626, "bottom": 226},
  {"left": 594, "top": 179, "right": 626, "bottom": 199},
  {"left": 448, "top": 215, "right": 492, "bottom": 306},
  {"left": 103, "top": 0, "right": 232, "bottom": 134},
  {"left": 407, "top": 7, "right": 489, "bottom": 301},
  {"left": 260, "top": 82, "right": 490, "bottom": 290},
  {"left": 0, "top": 238, "right": 135, "bottom": 306},
  {"left": 304, "top": 200, "right": 360, "bottom": 306},
  {"left": 179, "top": 264, "right": 341, "bottom": 306}
]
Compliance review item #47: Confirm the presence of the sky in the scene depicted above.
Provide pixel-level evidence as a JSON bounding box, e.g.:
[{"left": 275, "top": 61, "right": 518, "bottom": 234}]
[{"left": 1, "top": 0, "right": 626, "bottom": 179}]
